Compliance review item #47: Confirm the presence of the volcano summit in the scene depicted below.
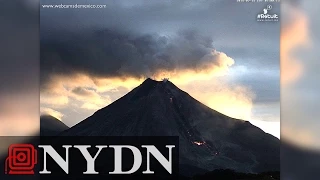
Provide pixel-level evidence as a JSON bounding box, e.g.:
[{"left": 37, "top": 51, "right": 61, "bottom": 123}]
[{"left": 59, "top": 78, "right": 279, "bottom": 176}]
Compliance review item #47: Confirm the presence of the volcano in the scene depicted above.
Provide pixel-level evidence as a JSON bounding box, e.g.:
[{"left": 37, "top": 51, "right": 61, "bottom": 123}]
[
  {"left": 60, "top": 78, "right": 279, "bottom": 176},
  {"left": 41, "top": 115, "right": 69, "bottom": 136}
]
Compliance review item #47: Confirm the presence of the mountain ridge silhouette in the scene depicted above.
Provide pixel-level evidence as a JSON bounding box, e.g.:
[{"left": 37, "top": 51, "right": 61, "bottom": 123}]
[{"left": 59, "top": 78, "right": 280, "bottom": 176}]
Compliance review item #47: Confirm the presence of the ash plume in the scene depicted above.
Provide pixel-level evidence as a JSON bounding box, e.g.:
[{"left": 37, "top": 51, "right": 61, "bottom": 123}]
[{"left": 41, "top": 29, "right": 234, "bottom": 87}]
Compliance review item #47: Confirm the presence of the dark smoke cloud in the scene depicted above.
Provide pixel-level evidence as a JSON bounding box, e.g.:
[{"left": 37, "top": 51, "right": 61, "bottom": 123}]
[
  {"left": 40, "top": 0, "right": 280, "bottom": 97},
  {"left": 41, "top": 29, "right": 231, "bottom": 87}
]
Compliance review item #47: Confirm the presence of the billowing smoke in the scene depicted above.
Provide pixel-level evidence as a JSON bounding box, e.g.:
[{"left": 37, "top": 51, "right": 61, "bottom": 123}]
[
  {"left": 38, "top": 1, "right": 278, "bottom": 128},
  {"left": 41, "top": 29, "right": 234, "bottom": 87},
  {"left": 40, "top": 28, "right": 242, "bottom": 124}
]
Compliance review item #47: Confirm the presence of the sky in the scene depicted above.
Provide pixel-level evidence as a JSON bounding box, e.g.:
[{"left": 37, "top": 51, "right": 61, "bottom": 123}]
[{"left": 39, "top": 0, "right": 280, "bottom": 138}]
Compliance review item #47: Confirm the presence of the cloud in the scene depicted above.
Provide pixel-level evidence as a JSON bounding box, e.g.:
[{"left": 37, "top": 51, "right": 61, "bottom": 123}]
[
  {"left": 40, "top": 74, "right": 114, "bottom": 112},
  {"left": 41, "top": 29, "right": 235, "bottom": 87},
  {"left": 40, "top": 94, "right": 69, "bottom": 107},
  {"left": 40, "top": 71, "right": 257, "bottom": 125},
  {"left": 71, "top": 87, "right": 97, "bottom": 97},
  {"left": 178, "top": 79, "right": 255, "bottom": 121},
  {"left": 151, "top": 49, "right": 235, "bottom": 84},
  {"left": 80, "top": 103, "right": 102, "bottom": 110},
  {"left": 40, "top": 107, "right": 64, "bottom": 120},
  {"left": 39, "top": 0, "right": 280, "bottom": 136},
  {"left": 40, "top": 27, "right": 240, "bottom": 116}
]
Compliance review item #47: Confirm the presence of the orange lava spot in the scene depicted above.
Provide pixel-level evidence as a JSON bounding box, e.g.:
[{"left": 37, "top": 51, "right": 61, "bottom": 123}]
[{"left": 193, "top": 141, "right": 206, "bottom": 146}]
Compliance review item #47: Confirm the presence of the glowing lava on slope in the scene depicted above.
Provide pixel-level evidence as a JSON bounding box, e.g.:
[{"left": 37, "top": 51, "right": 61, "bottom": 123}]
[{"left": 193, "top": 141, "right": 206, "bottom": 146}]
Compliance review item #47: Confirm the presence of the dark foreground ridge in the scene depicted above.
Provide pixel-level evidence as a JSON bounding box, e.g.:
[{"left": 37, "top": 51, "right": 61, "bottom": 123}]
[
  {"left": 40, "top": 115, "right": 69, "bottom": 136},
  {"left": 59, "top": 78, "right": 280, "bottom": 177}
]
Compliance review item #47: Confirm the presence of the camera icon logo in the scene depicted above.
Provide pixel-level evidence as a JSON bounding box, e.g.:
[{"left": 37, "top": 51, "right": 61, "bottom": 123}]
[{"left": 5, "top": 144, "right": 37, "bottom": 175}]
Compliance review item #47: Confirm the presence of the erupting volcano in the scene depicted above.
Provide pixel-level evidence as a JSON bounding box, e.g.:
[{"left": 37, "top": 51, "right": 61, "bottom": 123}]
[{"left": 59, "top": 78, "right": 280, "bottom": 176}]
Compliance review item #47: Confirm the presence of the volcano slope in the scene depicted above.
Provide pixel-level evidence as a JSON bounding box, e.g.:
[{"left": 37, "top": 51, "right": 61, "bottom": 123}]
[
  {"left": 59, "top": 78, "right": 279, "bottom": 176},
  {"left": 40, "top": 115, "right": 69, "bottom": 136}
]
